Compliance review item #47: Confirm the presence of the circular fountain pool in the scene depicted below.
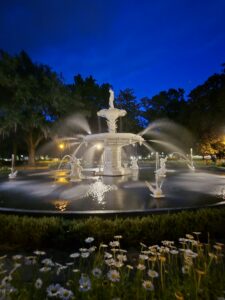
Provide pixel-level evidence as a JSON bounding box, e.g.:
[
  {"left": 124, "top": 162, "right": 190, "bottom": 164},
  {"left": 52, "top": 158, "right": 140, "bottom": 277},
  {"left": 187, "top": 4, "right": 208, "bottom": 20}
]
[{"left": 0, "top": 164, "right": 224, "bottom": 216}]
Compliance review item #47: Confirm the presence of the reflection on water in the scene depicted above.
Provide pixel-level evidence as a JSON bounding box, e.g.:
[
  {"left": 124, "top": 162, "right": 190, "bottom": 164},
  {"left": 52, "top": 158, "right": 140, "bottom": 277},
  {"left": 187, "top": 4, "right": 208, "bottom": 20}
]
[
  {"left": 55, "top": 177, "right": 70, "bottom": 184},
  {"left": 53, "top": 199, "right": 70, "bottom": 211},
  {"left": 86, "top": 178, "right": 117, "bottom": 205},
  {"left": 54, "top": 170, "right": 70, "bottom": 184}
]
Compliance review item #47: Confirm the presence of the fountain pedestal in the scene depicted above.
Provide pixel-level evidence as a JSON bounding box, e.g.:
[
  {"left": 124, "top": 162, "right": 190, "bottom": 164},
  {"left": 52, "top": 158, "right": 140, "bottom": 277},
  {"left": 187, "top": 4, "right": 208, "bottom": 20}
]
[{"left": 103, "top": 145, "right": 125, "bottom": 176}]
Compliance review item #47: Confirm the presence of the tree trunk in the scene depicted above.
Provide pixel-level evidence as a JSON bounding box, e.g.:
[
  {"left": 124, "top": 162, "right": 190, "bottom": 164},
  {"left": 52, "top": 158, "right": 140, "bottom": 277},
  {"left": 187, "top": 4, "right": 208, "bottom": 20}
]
[
  {"left": 13, "top": 140, "right": 17, "bottom": 162},
  {"left": 28, "top": 143, "right": 35, "bottom": 166},
  {"left": 27, "top": 131, "right": 36, "bottom": 166}
]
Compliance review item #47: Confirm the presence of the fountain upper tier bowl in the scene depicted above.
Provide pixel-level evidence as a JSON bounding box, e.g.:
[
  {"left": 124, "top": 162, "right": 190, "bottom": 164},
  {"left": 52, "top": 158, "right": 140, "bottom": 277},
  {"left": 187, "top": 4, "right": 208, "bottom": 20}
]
[{"left": 84, "top": 132, "right": 144, "bottom": 146}]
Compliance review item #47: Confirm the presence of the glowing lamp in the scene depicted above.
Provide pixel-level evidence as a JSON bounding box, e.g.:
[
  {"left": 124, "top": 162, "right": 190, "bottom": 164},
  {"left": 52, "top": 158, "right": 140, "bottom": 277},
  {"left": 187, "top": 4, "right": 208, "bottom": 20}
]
[
  {"left": 96, "top": 143, "right": 103, "bottom": 150},
  {"left": 59, "top": 143, "right": 65, "bottom": 150}
]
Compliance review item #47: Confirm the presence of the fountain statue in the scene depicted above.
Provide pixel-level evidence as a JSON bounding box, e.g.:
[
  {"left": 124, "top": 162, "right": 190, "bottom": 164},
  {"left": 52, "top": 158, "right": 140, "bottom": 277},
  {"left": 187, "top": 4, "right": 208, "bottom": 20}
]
[
  {"left": 69, "top": 157, "right": 83, "bottom": 182},
  {"left": 8, "top": 154, "right": 18, "bottom": 179},
  {"left": 130, "top": 157, "right": 139, "bottom": 170},
  {"left": 155, "top": 156, "right": 167, "bottom": 177},
  {"left": 109, "top": 88, "right": 114, "bottom": 109},
  {"left": 188, "top": 148, "right": 195, "bottom": 171},
  {"left": 146, "top": 152, "right": 166, "bottom": 198}
]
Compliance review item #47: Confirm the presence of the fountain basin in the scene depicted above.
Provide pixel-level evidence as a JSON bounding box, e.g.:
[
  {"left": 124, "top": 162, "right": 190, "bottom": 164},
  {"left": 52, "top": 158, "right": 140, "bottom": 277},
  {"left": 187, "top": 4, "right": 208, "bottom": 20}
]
[{"left": 0, "top": 166, "right": 224, "bottom": 216}]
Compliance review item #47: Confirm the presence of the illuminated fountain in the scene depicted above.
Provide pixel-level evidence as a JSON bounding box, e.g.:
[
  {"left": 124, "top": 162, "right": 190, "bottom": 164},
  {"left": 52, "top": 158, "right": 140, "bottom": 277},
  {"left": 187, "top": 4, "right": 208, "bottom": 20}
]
[
  {"left": 69, "top": 88, "right": 144, "bottom": 176},
  {"left": 1, "top": 85, "right": 225, "bottom": 214}
]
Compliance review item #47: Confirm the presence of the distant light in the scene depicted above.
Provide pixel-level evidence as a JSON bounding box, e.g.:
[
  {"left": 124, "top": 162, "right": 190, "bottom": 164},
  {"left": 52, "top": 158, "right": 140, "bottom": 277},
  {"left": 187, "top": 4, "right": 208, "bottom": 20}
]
[
  {"left": 59, "top": 143, "right": 65, "bottom": 150},
  {"left": 95, "top": 143, "right": 103, "bottom": 150}
]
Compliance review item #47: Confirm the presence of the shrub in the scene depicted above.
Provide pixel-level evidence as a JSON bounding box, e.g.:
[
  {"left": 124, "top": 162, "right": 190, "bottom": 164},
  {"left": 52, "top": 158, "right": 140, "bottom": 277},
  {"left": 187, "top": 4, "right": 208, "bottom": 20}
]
[{"left": 0, "top": 208, "right": 225, "bottom": 250}]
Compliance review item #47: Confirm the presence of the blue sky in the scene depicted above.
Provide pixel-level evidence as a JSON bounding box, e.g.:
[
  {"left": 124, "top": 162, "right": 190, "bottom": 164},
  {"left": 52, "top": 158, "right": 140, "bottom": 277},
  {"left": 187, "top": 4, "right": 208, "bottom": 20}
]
[{"left": 0, "top": 0, "right": 225, "bottom": 98}]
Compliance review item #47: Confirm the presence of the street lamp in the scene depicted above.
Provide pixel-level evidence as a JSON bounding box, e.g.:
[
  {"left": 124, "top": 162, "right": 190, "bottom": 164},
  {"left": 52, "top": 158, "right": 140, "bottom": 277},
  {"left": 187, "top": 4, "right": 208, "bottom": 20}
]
[{"left": 58, "top": 143, "right": 65, "bottom": 150}]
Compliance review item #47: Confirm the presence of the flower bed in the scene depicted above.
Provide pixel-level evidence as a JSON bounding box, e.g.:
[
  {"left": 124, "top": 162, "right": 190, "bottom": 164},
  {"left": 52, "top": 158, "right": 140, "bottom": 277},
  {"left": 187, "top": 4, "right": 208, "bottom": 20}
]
[{"left": 0, "top": 234, "right": 225, "bottom": 299}]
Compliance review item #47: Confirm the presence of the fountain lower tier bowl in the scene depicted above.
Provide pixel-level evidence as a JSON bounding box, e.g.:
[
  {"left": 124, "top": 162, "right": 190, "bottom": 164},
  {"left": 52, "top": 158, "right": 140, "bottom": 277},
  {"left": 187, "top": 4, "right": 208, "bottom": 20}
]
[{"left": 84, "top": 132, "right": 144, "bottom": 146}]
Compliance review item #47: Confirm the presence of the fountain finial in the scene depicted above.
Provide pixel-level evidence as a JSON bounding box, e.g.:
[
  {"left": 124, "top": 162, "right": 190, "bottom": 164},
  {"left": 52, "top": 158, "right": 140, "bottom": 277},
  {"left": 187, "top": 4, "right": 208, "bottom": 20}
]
[{"left": 109, "top": 88, "right": 114, "bottom": 109}]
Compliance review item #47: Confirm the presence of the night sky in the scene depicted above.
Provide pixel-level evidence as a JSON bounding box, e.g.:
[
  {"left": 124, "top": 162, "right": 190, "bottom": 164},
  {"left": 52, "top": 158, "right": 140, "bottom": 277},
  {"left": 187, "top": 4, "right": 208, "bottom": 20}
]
[{"left": 0, "top": 0, "right": 225, "bottom": 98}]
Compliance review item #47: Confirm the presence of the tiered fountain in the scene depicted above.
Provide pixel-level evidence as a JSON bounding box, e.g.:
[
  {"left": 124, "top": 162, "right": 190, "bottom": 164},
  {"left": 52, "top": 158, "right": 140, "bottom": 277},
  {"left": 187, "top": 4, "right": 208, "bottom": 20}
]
[{"left": 83, "top": 89, "right": 144, "bottom": 176}]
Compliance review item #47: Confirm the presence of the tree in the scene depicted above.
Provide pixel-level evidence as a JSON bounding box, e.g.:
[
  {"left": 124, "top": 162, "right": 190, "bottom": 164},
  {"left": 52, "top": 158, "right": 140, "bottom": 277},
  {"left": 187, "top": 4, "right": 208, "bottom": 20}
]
[
  {"left": 188, "top": 65, "right": 225, "bottom": 156},
  {"left": 67, "top": 74, "right": 110, "bottom": 132},
  {"left": 141, "top": 88, "right": 188, "bottom": 125},
  {"left": 115, "top": 88, "right": 142, "bottom": 132},
  {"left": 0, "top": 50, "right": 68, "bottom": 165}
]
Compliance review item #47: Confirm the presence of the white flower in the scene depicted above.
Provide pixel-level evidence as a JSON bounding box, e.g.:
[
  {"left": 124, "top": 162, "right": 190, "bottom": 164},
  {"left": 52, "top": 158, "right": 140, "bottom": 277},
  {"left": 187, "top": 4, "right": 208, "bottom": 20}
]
[
  {"left": 58, "top": 287, "right": 74, "bottom": 299},
  {"left": 114, "top": 235, "right": 123, "bottom": 239},
  {"left": 66, "top": 262, "right": 74, "bottom": 266},
  {"left": 186, "top": 234, "right": 194, "bottom": 240},
  {"left": 25, "top": 256, "right": 37, "bottom": 265},
  {"left": 193, "top": 232, "right": 201, "bottom": 236},
  {"left": 57, "top": 266, "right": 68, "bottom": 276},
  {"left": 161, "top": 240, "right": 174, "bottom": 246},
  {"left": 88, "top": 246, "right": 97, "bottom": 253},
  {"left": 79, "top": 248, "right": 88, "bottom": 252},
  {"left": 117, "top": 254, "right": 127, "bottom": 262},
  {"left": 184, "top": 249, "right": 198, "bottom": 258},
  {"left": 182, "top": 265, "right": 190, "bottom": 274},
  {"left": 104, "top": 252, "right": 113, "bottom": 259},
  {"left": 105, "top": 258, "right": 115, "bottom": 266},
  {"left": 92, "top": 268, "right": 102, "bottom": 278},
  {"left": 142, "top": 280, "right": 154, "bottom": 291},
  {"left": 114, "top": 261, "right": 124, "bottom": 268},
  {"left": 12, "top": 254, "right": 23, "bottom": 261},
  {"left": 137, "top": 263, "right": 146, "bottom": 271},
  {"left": 79, "top": 274, "right": 91, "bottom": 292},
  {"left": 85, "top": 237, "right": 94, "bottom": 243},
  {"left": 139, "top": 254, "right": 148, "bottom": 260},
  {"left": 119, "top": 249, "right": 127, "bottom": 253},
  {"left": 109, "top": 241, "right": 120, "bottom": 248},
  {"left": 107, "top": 270, "right": 120, "bottom": 282},
  {"left": 41, "top": 258, "right": 54, "bottom": 266},
  {"left": 81, "top": 252, "right": 90, "bottom": 258},
  {"left": 34, "top": 250, "right": 46, "bottom": 256},
  {"left": 47, "top": 284, "right": 61, "bottom": 297},
  {"left": 72, "top": 269, "right": 80, "bottom": 273},
  {"left": 70, "top": 252, "right": 80, "bottom": 258},
  {"left": 99, "top": 243, "right": 108, "bottom": 248},
  {"left": 35, "top": 278, "right": 43, "bottom": 289},
  {"left": 170, "top": 250, "right": 179, "bottom": 255},
  {"left": 148, "top": 269, "right": 159, "bottom": 278}
]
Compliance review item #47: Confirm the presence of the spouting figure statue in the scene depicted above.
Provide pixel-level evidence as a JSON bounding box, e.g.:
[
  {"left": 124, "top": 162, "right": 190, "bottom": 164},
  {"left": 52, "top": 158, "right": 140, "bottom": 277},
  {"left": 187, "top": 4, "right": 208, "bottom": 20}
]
[{"left": 109, "top": 88, "right": 114, "bottom": 109}]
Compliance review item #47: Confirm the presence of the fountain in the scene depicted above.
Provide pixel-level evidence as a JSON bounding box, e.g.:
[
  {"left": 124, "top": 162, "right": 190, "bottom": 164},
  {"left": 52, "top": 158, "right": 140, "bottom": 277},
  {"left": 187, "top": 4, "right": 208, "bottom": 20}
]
[
  {"left": 1, "top": 88, "right": 225, "bottom": 215},
  {"left": 82, "top": 89, "right": 144, "bottom": 176}
]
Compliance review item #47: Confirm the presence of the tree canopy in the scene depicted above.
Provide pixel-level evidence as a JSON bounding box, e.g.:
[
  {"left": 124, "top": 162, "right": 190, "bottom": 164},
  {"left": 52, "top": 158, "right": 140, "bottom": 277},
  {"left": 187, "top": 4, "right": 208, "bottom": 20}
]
[{"left": 0, "top": 49, "right": 225, "bottom": 162}]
